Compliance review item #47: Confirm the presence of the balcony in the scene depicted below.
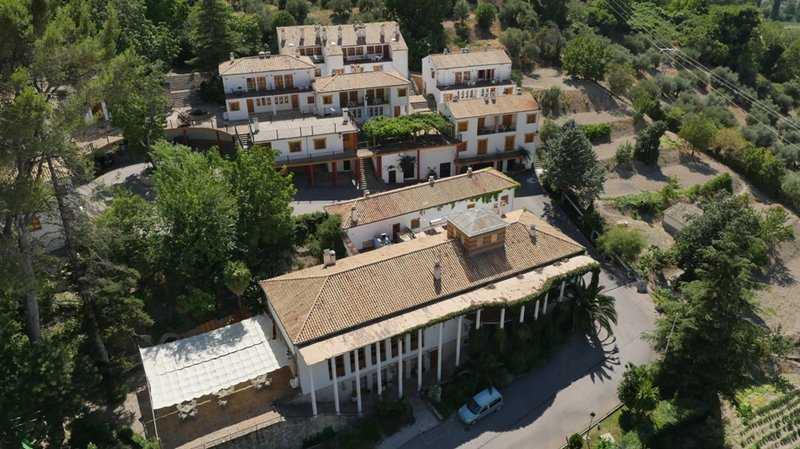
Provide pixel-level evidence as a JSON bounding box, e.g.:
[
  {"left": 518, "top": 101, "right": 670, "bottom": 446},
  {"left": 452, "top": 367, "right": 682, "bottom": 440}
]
[
  {"left": 225, "top": 85, "right": 313, "bottom": 99},
  {"left": 274, "top": 149, "right": 356, "bottom": 167},
  {"left": 477, "top": 124, "right": 516, "bottom": 136},
  {"left": 343, "top": 53, "right": 392, "bottom": 65},
  {"left": 438, "top": 78, "right": 514, "bottom": 92},
  {"left": 456, "top": 148, "right": 527, "bottom": 165}
]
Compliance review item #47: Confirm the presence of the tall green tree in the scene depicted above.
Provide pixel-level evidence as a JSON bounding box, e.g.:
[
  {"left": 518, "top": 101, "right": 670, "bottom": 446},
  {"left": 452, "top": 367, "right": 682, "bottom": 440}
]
[
  {"left": 189, "top": 0, "right": 240, "bottom": 68},
  {"left": 634, "top": 121, "right": 667, "bottom": 165},
  {"left": 541, "top": 120, "right": 606, "bottom": 208},
  {"left": 150, "top": 142, "right": 239, "bottom": 297},
  {"left": 386, "top": 0, "right": 448, "bottom": 70},
  {"left": 226, "top": 145, "right": 296, "bottom": 277},
  {"left": 562, "top": 33, "right": 610, "bottom": 81},
  {"left": 679, "top": 113, "right": 717, "bottom": 158},
  {"left": 96, "top": 50, "right": 168, "bottom": 157},
  {"left": 474, "top": 2, "right": 497, "bottom": 33}
]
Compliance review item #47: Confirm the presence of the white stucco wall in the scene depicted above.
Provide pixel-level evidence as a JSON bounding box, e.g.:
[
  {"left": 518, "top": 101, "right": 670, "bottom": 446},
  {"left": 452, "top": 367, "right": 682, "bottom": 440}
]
[
  {"left": 222, "top": 67, "right": 316, "bottom": 121},
  {"left": 449, "top": 109, "right": 539, "bottom": 170}
]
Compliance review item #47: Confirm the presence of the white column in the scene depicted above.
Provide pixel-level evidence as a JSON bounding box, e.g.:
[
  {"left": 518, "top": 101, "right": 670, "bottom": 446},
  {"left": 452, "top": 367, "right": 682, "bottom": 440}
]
[
  {"left": 417, "top": 329, "right": 423, "bottom": 391},
  {"left": 499, "top": 308, "right": 506, "bottom": 329},
  {"left": 559, "top": 281, "right": 566, "bottom": 302},
  {"left": 543, "top": 292, "right": 549, "bottom": 315},
  {"left": 355, "top": 350, "right": 362, "bottom": 415},
  {"left": 520, "top": 305, "right": 526, "bottom": 323},
  {"left": 331, "top": 357, "right": 340, "bottom": 415},
  {"left": 437, "top": 322, "right": 444, "bottom": 382},
  {"left": 476, "top": 309, "right": 482, "bottom": 329},
  {"left": 309, "top": 367, "right": 318, "bottom": 417},
  {"left": 376, "top": 342, "right": 383, "bottom": 396},
  {"left": 398, "top": 338, "right": 404, "bottom": 397},
  {"left": 456, "top": 316, "right": 463, "bottom": 367},
  {"left": 534, "top": 299, "right": 540, "bottom": 320}
]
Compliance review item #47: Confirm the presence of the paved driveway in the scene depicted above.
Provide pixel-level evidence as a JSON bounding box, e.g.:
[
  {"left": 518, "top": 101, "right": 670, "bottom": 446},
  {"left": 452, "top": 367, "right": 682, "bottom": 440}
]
[{"left": 393, "top": 172, "right": 657, "bottom": 449}]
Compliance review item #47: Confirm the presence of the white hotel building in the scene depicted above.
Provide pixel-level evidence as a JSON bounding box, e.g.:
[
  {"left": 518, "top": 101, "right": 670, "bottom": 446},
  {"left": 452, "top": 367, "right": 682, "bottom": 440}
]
[
  {"left": 260, "top": 207, "right": 598, "bottom": 416},
  {"left": 219, "top": 53, "right": 317, "bottom": 122},
  {"left": 442, "top": 93, "right": 540, "bottom": 173},
  {"left": 422, "top": 49, "right": 516, "bottom": 110},
  {"left": 277, "top": 22, "right": 409, "bottom": 78}
]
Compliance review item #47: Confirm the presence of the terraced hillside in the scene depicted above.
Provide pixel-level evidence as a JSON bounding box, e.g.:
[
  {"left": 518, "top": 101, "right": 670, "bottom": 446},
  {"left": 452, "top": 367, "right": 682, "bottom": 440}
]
[{"left": 731, "top": 377, "right": 800, "bottom": 449}]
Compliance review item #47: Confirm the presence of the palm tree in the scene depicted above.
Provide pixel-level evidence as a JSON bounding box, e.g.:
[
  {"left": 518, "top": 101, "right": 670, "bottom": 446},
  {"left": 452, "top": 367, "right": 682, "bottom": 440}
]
[{"left": 572, "top": 275, "right": 618, "bottom": 338}]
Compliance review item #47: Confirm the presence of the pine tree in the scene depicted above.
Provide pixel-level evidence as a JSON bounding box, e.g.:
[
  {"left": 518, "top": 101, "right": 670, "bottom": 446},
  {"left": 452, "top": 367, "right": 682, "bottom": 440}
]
[
  {"left": 190, "top": 0, "right": 240, "bottom": 68},
  {"left": 541, "top": 120, "right": 606, "bottom": 208}
]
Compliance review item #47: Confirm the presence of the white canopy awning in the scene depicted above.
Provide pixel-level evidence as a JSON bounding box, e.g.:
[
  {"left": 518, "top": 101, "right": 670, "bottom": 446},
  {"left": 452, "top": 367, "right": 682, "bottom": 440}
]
[{"left": 140, "top": 314, "right": 290, "bottom": 410}]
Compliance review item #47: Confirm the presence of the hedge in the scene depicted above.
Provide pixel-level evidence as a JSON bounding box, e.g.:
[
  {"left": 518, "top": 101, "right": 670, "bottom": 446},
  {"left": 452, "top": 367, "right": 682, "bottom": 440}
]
[{"left": 580, "top": 123, "right": 613, "bottom": 144}]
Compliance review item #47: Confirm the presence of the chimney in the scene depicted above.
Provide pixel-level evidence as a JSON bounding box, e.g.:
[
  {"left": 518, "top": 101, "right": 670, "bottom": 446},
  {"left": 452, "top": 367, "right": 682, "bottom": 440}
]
[
  {"left": 342, "top": 107, "right": 350, "bottom": 124},
  {"left": 461, "top": 47, "right": 469, "bottom": 54},
  {"left": 394, "top": 30, "right": 400, "bottom": 41},
  {"left": 428, "top": 175, "right": 435, "bottom": 186},
  {"left": 229, "top": 52, "right": 235, "bottom": 62},
  {"left": 433, "top": 260, "right": 442, "bottom": 282},
  {"left": 350, "top": 205, "right": 358, "bottom": 225},
  {"left": 467, "top": 167, "right": 473, "bottom": 177},
  {"left": 528, "top": 224, "right": 537, "bottom": 243},
  {"left": 515, "top": 87, "right": 521, "bottom": 95},
  {"left": 258, "top": 51, "right": 266, "bottom": 59},
  {"left": 443, "top": 48, "right": 450, "bottom": 54},
  {"left": 323, "top": 249, "right": 336, "bottom": 267},
  {"left": 380, "top": 24, "right": 385, "bottom": 43}
]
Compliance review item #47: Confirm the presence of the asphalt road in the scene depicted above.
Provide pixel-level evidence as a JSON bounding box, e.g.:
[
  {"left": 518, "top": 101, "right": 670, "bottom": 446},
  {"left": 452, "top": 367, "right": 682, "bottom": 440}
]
[{"left": 396, "top": 172, "right": 658, "bottom": 449}]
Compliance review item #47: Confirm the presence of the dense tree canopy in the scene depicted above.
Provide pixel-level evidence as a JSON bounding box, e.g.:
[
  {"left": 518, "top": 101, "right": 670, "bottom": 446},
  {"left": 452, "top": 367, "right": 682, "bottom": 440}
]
[{"left": 541, "top": 120, "right": 606, "bottom": 208}]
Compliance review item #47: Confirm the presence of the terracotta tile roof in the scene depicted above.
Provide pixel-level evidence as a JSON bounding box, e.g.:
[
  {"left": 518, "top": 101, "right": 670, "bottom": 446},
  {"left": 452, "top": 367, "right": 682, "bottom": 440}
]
[
  {"left": 218, "top": 55, "right": 315, "bottom": 76},
  {"left": 444, "top": 94, "right": 539, "bottom": 119},
  {"left": 313, "top": 71, "right": 410, "bottom": 93},
  {"left": 260, "top": 209, "right": 585, "bottom": 346},
  {"left": 323, "top": 168, "right": 519, "bottom": 230},
  {"left": 428, "top": 49, "right": 511, "bottom": 70},
  {"left": 277, "top": 22, "right": 407, "bottom": 51}
]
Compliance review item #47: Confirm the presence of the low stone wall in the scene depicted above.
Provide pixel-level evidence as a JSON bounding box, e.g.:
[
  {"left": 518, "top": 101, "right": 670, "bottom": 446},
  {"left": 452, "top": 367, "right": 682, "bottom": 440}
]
[{"left": 215, "top": 414, "right": 356, "bottom": 449}]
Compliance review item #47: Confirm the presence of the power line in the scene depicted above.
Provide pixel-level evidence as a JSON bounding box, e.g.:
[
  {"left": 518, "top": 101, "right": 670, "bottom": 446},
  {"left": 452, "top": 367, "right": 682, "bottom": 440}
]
[
  {"left": 602, "top": 0, "right": 800, "bottom": 145},
  {"left": 604, "top": 0, "right": 800, "bottom": 136}
]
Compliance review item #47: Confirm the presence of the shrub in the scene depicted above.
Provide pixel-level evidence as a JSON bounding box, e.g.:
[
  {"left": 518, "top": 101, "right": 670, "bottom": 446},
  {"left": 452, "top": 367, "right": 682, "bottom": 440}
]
[
  {"left": 474, "top": 2, "right": 497, "bottom": 31},
  {"left": 618, "top": 363, "right": 660, "bottom": 416},
  {"left": 567, "top": 433, "right": 584, "bottom": 449},
  {"left": 580, "top": 123, "right": 612, "bottom": 144},
  {"left": 634, "top": 121, "right": 668, "bottom": 165},
  {"left": 615, "top": 142, "right": 634, "bottom": 169},
  {"left": 293, "top": 211, "right": 328, "bottom": 244},
  {"left": 308, "top": 214, "right": 345, "bottom": 258},
  {"left": 597, "top": 225, "right": 646, "bottom": 263},
  {"left": 612, "top": 178, "right": 679, "bottom": 218},
  {"left": 606, "top": 63, "right": 636, "bottom": 96},
  {"left": 302, "top": 426, "right": 337, "bottom": 448},
  {"left": 684, "top": 173, "right": 733, "bottom": 200},
  {"left": 537, "top": 86, "right": 565, "bottom": 117},
  {"left": 782, "top": 171, "right": 800, "bottom": 209},
  {"left": 539, "top": 119, "right": 560, "bottom": 144}
]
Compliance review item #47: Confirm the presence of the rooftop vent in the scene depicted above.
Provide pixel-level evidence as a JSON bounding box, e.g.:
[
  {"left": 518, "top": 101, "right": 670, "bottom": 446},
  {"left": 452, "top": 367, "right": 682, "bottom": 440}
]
[
  {"left": 433, "top": 260, "right": 442, "bottom": 282},
  {"left": 461, "top": 47, "right": 470, "bottom": 53},
  {"left": 229, "top": 52, "right": 235, "bottom": 61},
  {"left": 258, "top": 51, "right": 266, "bottom": 58},
  {"left": 443, "top": 48, "right": 450, "bottom": 54},
  {"left": 350, "top": 205, "right": 358, "bottom": 224},
  {"left": 428, "top": 175, "right": 435, "bottom": 186},
  {"left": 515, "top": 87, "right": 522, "bottom": 95},
  {"left": 467, "top": 167, "right": 473, "bottom": 177},
  {"left": 528, "top": 224, "right": 537, "bottom": 242},
  {"left": 323, "top": 249, "right": 336, "bottom": 267}
]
